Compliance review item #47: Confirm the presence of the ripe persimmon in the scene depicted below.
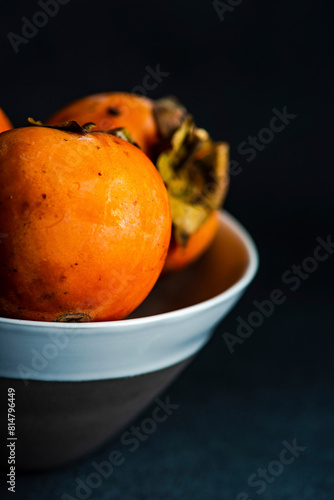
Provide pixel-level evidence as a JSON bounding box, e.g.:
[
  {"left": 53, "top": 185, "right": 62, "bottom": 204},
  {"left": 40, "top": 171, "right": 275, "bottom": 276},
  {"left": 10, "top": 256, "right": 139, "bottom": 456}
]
[
  {"left": 47, "top": 94, "right": 229, "bottom": 272},
  {"left": 47, "top": 93, "right": 158, "bottom": 157},
  {"left": 164, "top": 211, "right": 219, "bottom": 272},
  {"left": 0, "top": 108, "right": 12, "bottom": 133},
  {"left": 0, "top": 121, "right": 171, "bottom": 322}
]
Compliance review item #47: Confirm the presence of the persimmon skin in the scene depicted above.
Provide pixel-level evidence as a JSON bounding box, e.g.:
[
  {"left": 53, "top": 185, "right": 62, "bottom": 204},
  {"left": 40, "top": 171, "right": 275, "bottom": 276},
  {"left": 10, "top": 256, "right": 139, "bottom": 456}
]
[
  {"left": 0, "top": 126, "right": 171, "bottom": 322},
  {"left": 0, "top": 108, "right": 13, "bottom": 133},
  {"left": 47, "top": 93, "right": 158, "bottom": 157},
  {"left": 163, "top": 211, "right": 219, "bottom": 272}
]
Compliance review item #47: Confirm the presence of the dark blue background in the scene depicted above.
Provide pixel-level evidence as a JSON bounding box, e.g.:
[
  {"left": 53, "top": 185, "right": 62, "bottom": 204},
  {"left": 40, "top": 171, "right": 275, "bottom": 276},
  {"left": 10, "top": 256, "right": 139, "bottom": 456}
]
[{"left": 0, "top": 0, "right": 333, "bottom": 498}]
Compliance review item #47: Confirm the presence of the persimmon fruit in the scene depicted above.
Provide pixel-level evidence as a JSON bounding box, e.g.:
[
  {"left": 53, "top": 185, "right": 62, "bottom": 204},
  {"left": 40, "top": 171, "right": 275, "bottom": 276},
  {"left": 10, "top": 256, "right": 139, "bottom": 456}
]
[
  {"left": 47, "top": 93, "right": 230, "bottom": 272},
  {"left": 0, "top": 122, "right": 171, "bottom": 322},
  {"left": 164, "top": 211, "right": 220, "bottom": 272},
  {"left": 0, "top": 108, "right": 12, "bottom": 133},
  {"left": 47, "top": 93, "right": 158, "bottom": 157}
]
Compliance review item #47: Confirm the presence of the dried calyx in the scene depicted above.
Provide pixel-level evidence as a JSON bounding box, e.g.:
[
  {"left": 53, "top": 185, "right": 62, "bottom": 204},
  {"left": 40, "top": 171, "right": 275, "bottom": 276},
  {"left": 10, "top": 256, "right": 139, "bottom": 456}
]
[
  {"left": 27, "top": 118, "right": 139, "bottom": 147},
  {"left": 106, "top": 127, "right": 140, "bottom": 148},
  {"left": 153, "top": 96, "right": 187, "bottom": 141},
  {"left": 153, "top": 98, "right": 229, "bottom": 247},
  {"left": 28, "top": 117, "right": 96, "bottom": 133}
]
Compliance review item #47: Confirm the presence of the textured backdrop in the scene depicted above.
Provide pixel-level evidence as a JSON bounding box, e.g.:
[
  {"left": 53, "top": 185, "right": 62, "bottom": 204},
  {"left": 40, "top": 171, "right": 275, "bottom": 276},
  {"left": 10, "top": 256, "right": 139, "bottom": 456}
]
[{"left": 0, "top": 0, "right": 333, "bottom": 498}]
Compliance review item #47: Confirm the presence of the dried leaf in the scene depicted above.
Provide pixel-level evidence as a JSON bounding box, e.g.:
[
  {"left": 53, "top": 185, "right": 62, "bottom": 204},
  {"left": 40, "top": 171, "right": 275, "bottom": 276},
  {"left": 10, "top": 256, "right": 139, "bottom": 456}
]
[
  {"left": 153, "top": 97, "right": 187, "bottom": 140},
  {"left": 156, "top": 117, "right": 229, "bottom": 247},
  {"left": 106, "top": 127, "right": 140, "bottom": 148}
]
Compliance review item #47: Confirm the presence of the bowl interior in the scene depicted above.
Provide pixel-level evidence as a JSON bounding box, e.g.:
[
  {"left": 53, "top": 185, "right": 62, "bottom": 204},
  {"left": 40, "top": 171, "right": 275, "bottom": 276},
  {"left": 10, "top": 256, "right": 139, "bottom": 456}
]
[{"left": 129, "top": 212, "right": 250, "bottom": 318}]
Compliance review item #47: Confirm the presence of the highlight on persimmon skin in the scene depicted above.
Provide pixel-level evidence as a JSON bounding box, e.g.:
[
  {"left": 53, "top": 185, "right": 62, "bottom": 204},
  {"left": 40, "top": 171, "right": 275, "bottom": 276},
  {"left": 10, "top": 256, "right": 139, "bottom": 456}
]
[
  {"left": 46, "top": 93, "right": 158, "bottom": 157},
  {"left": 0, "top": 108, "right": 13, "bottom": 133},
  {"left": 0, "top": 122, "right": 171, "bottom": 322},
  {"left": 163, "top": 211, "right": 220, "bottom": 272}
]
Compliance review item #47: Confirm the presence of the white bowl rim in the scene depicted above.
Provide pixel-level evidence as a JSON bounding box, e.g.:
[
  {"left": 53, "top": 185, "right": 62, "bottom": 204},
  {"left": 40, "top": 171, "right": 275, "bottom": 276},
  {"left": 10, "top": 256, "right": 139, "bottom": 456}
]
[{"left": 0, "top": 210, "right": 258, "bottom": 331}]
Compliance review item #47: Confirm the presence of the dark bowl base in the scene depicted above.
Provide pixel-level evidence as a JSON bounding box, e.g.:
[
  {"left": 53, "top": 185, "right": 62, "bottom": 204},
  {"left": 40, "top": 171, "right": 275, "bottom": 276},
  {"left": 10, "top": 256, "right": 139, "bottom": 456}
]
[{"left": 0, "top": 357, "right": 193, "bottom": 471}]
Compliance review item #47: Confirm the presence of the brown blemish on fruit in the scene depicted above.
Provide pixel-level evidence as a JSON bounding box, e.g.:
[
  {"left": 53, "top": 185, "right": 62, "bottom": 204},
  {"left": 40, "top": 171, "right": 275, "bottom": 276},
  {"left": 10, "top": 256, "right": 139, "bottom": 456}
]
[
  {"left": 40, "top": 292, "right": 55, "bottom": 301},
  {"left": 107, "top": 107, "right": 120, "bottom": 116},
  {"left": 42, "top": 194, "right": 47, "bottom": 199},
  {"left": 22, "top": 201, "right": 30, "bottom": 213}
]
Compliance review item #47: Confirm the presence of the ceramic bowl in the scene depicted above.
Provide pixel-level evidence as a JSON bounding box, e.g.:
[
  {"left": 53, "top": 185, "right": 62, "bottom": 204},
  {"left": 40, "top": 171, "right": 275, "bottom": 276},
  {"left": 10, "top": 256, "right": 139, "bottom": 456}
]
[{"left": 0, "top": 211, "right": 258, "bottom": 470}]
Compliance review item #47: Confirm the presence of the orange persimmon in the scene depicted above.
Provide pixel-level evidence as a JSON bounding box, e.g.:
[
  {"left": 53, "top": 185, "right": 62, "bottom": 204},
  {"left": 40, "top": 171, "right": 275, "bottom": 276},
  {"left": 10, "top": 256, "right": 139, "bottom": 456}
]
[
  {"left": 0, "top": 122, "right": 171, "bottom": 322},
  {"left": 164, "top": 211, "right": 220, "bottom": 272},
  {"left": 47, "top": 93, "right": 158, "bottom": 157},
  {"left": 0, "top": 108, "right": 12, "bottom": 133}
]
